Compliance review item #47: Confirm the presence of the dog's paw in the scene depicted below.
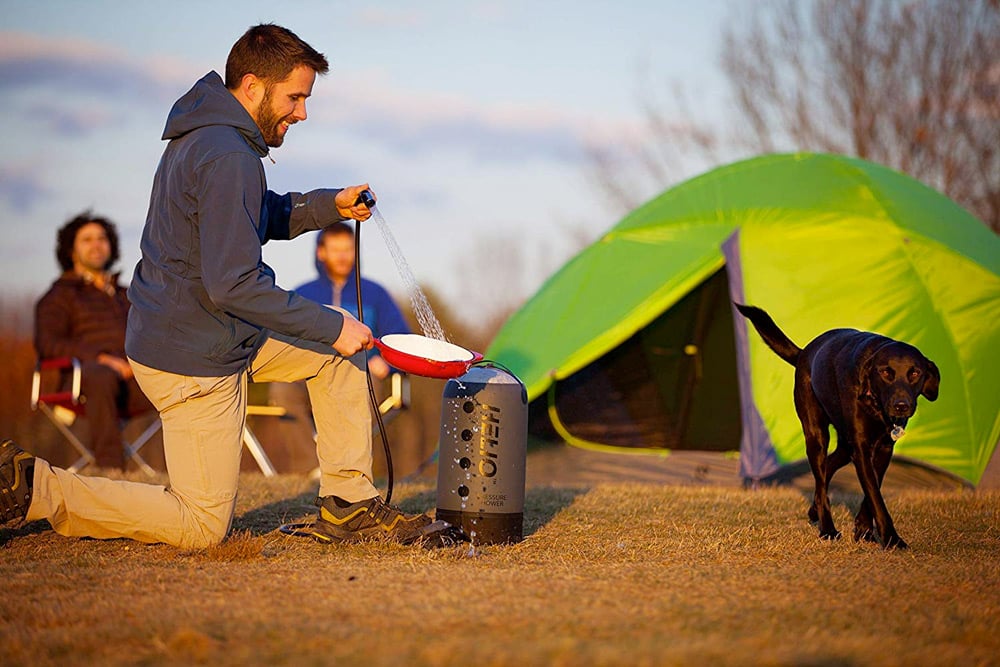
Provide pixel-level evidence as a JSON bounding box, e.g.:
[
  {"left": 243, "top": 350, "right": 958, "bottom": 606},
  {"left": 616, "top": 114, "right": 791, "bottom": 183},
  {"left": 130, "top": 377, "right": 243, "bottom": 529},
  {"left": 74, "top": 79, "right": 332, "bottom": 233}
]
[
  {"left": 853, "top": 522, "right": 877, "bottom": 543},
  {"left": 817, "top": 515, "right": 840, "bottom": 540},
  {"left": 807, "top": 505, "right": 819, "bottom": 524},
  {"left": 854, "top": 513, "right": 878, "bottom": 542},
  {"left": 880, "top": 533, "right": 909, "bottom": 550}
]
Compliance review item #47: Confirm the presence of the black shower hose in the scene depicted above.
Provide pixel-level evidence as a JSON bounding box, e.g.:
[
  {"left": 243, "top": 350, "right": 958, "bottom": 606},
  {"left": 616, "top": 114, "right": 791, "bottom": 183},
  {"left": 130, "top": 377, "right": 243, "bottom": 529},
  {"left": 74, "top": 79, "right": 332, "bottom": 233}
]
[{"left": 354, "top": 193, "right": 394, "bottom": 503}]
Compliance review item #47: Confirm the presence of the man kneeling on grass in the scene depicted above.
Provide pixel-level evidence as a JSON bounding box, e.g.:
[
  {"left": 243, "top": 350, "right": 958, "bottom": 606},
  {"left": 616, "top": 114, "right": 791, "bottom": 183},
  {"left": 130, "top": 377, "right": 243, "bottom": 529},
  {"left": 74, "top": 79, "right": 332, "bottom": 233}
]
[{"left": 1, "top": 24, "right": 449, "bottom": 549}]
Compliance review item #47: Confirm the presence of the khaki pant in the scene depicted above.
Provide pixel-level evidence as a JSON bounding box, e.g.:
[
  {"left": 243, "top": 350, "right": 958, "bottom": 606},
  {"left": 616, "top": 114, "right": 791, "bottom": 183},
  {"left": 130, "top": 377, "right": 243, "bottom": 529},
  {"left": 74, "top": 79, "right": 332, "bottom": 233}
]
[{"left": 26, "top": 332, "right": 376, "bottom": 548}]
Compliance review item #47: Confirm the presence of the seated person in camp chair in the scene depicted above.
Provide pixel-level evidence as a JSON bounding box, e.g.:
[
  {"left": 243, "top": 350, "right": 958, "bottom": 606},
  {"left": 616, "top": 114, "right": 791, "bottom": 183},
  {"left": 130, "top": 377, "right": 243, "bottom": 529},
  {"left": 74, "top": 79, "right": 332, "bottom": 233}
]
[
  {"left": 34, "top": 211, "right": 154, "bottom": 470},
  {"left": 267, "top": 222, "right": 410, "bottom": 464}
]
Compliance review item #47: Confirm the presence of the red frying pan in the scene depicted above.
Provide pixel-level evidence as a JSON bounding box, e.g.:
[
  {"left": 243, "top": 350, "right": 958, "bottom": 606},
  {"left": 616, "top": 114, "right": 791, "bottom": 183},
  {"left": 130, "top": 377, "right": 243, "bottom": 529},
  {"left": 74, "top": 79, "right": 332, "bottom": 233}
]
[{"left": 374, "top": 333, "right": 483, "bottom": 379}]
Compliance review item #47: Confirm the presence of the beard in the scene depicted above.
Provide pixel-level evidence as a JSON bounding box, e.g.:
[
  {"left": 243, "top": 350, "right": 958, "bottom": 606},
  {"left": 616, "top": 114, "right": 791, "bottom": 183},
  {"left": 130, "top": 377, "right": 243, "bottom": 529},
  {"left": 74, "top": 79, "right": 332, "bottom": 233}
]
[
  {"left": 75, "top": 252, "right": 111, "bottom": 274},
  {"left": 255, "top": 86, "right": 288, "bottom": 148}
]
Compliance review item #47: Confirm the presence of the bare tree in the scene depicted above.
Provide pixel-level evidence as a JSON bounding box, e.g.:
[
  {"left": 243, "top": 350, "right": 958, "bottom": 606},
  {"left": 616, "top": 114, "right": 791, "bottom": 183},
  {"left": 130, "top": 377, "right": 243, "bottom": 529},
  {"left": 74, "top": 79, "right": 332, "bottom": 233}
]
[{"left": 590, "top": 0, "right": 1000, "bottom": 232}]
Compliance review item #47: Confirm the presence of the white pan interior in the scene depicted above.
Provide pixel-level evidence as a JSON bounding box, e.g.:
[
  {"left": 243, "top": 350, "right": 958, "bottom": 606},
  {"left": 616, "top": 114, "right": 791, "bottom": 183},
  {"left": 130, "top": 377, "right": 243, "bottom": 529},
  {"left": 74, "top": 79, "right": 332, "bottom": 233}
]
[{"left": 381, "top": 334, "right": 474, "bottom": 362}]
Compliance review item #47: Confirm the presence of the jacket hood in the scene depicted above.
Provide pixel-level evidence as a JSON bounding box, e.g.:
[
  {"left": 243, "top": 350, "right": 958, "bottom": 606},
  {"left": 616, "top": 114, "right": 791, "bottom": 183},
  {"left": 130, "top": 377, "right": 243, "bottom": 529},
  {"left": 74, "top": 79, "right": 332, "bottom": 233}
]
[{"left": 161, "top": 71, "right": 268, "bottom": 157}]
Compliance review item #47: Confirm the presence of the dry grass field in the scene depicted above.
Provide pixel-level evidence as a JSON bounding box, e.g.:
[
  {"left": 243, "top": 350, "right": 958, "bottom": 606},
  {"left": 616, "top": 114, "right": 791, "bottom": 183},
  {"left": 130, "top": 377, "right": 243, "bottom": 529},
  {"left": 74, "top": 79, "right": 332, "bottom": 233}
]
[
  {"left": 2, "top": 470, "right": 998, "bottom": 667},
  {"left": 4, "top": 294, "right": 998, "bottom": 665}
]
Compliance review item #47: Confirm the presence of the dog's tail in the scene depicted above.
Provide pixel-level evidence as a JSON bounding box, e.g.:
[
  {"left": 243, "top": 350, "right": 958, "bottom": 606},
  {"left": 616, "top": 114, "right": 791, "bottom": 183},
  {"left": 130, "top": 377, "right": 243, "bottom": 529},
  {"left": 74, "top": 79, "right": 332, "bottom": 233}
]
[{"left": 734, "top": 304, "right": 801, "bottom": 366}]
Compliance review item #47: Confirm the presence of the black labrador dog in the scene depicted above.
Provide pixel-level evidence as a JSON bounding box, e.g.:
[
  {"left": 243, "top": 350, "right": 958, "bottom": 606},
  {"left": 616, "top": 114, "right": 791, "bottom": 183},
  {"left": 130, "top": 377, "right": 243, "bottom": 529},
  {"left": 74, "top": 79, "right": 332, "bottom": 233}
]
[{"left": 735, "top": 304, "right": 940, "bottom": 549}]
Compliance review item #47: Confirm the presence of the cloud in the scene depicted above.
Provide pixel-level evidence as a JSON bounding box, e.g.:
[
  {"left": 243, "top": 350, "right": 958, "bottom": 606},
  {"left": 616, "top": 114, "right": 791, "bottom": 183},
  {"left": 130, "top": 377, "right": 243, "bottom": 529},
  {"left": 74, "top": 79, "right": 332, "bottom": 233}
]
[
  {"left": 345, "top": 109, "right": 584, "bottom": 162},
  {"left": 0, "top": 30, "right": 639, "bottom": 165},
  {"left": 0, "top": 31, "right": 198, "bottom": 139},
  {"left": 316, "top": 72, "right": 640, "bottom": 164},
  {"left": 471, "top": 2, "right": 514, "bottom": 21},
  {"left": 25, "top": 103, "right": 115, "bottom": 136},
  {"left": 0, "top": 164, "right": 49, "bottom": 213},
  {"left": 353, "top": 8, "right": 426, "bottom": 28},
  {"left": 0, "top": 31, "right": 192, "bottom": 104}
]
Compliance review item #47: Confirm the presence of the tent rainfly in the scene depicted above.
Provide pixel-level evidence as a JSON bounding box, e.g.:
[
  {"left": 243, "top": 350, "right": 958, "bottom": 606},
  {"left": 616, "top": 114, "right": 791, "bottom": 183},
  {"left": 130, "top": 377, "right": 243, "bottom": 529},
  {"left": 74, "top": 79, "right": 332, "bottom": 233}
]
[{"left": 486, "top": 153, "right": 1000, "bottom": 486}]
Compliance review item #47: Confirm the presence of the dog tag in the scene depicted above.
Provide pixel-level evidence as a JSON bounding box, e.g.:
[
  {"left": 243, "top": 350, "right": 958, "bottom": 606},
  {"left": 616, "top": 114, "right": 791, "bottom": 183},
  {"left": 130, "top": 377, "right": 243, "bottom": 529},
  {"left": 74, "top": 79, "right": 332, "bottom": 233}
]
[{"left": 891, "top": 425, "right": 905, "bottom": 441}]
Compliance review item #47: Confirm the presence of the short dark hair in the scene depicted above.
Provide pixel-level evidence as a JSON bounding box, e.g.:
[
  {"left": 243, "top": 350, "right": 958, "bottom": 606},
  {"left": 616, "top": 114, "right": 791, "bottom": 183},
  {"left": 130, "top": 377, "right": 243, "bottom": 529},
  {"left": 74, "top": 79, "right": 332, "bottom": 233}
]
[
  {"left": 317, "top": 221, "right": 355, "bottom": 245},
  {"left": 56, "top": 211, "right": 120, "bottom": 272},
  {"left": 225, "top": 24, "right": 329, "bottom": 89}
]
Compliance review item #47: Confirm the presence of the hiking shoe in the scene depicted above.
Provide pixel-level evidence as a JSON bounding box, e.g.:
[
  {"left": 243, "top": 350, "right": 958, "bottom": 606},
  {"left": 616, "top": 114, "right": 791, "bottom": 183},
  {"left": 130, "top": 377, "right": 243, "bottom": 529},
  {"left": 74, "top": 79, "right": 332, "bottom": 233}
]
[
  {"left": 1, "top": 440, "right": 34, "bottom": 525},
  {"left": 307, "top": 495, "right": 449, "bottom": 545}
]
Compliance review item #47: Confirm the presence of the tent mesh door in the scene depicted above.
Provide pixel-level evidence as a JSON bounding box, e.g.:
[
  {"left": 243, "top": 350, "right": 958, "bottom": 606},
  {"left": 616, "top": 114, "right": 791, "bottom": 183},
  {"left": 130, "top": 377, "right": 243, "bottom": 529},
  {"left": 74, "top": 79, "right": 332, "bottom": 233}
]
[{"left": 531, "top": 269, "right": 741, "bottom": 452}]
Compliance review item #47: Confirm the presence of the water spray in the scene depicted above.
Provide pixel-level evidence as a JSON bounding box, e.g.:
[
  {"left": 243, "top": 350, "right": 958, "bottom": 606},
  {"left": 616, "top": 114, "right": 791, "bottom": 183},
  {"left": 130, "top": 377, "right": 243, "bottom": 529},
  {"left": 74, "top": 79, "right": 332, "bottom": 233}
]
[{"left": 351, "top": 190, "right": 528, "bottom": 548}]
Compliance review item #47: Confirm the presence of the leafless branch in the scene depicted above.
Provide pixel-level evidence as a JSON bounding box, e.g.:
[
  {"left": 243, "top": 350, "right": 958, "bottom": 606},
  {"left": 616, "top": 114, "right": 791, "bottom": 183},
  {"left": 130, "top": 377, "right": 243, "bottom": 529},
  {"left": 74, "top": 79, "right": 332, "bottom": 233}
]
[{"left": 589, "top": 0, "right": 1000, "bottom": 232}]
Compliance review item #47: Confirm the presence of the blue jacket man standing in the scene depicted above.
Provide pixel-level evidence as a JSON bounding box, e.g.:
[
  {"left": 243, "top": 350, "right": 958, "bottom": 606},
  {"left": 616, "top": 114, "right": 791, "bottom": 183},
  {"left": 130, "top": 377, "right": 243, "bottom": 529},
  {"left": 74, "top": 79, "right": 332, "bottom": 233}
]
[
  {"left": 267, "top": 221, "right": 412, "bottom": 469},
  {"left": 268, "top": 222, "right": 410, "bottom": 471},
  {"left": 1, "top": 24, "right": 446, "bottom": 548},
  {"left": 296, "top": 222, "right": 410, "bottom": 379}
]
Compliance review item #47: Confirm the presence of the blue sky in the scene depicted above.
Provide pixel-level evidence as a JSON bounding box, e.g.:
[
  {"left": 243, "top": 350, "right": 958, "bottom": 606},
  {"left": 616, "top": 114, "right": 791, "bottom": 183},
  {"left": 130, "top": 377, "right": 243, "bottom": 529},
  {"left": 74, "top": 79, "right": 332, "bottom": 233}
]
[{"left": 0, "top": 0, "right": 732, "bottom": 322}]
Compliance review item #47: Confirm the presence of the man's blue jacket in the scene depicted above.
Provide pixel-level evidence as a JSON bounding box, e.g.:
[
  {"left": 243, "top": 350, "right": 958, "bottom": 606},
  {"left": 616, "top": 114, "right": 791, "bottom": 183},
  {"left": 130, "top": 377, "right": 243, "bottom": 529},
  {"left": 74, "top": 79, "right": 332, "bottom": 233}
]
[
  {"left": 295, "top": 263, "right": 410, "bottom": 342},
  {"left": 126, "top": 71, "right": 349, "bottom": 377}
]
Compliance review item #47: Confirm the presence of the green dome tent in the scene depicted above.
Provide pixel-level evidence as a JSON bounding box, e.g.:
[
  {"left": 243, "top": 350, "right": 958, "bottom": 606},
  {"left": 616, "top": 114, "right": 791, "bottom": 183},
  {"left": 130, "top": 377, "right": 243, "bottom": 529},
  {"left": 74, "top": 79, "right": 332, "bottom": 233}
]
[{"left": 487, "top": 153, "right": 1000, "bottom": 486}]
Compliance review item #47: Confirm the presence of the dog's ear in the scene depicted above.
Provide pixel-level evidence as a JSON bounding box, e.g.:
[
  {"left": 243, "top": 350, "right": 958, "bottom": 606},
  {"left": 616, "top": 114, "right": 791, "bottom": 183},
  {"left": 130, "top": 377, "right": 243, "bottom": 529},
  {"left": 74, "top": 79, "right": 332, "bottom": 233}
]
[
  {"left": 858, "top": 355, "right": 876, "bottom": 403},
  {"left": 921, "top": 358, "right": 940, "bottom": 401},
  {"left": 860, "top": 351, "right": 877, "bottom": 390}
]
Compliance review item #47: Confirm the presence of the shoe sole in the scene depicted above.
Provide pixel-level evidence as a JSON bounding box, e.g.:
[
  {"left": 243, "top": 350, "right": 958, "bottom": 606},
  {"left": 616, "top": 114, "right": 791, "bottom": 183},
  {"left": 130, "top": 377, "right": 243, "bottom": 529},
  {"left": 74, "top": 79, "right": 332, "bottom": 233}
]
[{"left": 286, "top": 519, "right": 455, "bottom": 546}]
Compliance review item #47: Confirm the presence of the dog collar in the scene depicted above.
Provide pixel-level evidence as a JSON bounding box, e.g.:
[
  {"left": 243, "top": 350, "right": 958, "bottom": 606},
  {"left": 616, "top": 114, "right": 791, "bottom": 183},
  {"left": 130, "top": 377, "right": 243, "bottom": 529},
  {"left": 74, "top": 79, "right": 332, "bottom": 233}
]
[{"left": 891, "top": 425, "right": 906, "bottom": 441}]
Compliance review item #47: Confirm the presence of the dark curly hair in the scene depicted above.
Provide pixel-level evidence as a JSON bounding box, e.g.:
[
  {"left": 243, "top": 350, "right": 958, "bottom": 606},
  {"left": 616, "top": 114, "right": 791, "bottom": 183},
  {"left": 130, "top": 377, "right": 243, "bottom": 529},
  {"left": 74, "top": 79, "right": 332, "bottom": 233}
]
[{"left": 55, "top": 211, "right": 120, "bottom": 272}]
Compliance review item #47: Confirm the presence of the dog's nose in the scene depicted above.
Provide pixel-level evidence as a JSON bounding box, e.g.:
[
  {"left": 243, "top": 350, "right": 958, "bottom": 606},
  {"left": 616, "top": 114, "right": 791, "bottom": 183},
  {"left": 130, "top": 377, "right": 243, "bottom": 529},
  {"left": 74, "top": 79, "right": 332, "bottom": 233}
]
[{"left": 891, "top": 399, "right": 912, "bottom": 415}]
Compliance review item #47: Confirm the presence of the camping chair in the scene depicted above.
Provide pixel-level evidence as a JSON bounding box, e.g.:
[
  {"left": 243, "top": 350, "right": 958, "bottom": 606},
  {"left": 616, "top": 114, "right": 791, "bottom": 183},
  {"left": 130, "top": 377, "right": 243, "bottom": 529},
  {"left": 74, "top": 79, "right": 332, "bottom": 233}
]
[
  {"left": 124, "top": 400, "right": 281, "bottom": 478},
  {"left": 242, "top": 403, "right": 281, "bottom": 477},
  {"left": 30, "top": 357, "right": 160, "bottom": 477},
  {"left": 225, "top": 372, "right": 411, "bottom": 478},
  {"left": 377, "top": 372, "right": 411, "bottom": 427}
]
